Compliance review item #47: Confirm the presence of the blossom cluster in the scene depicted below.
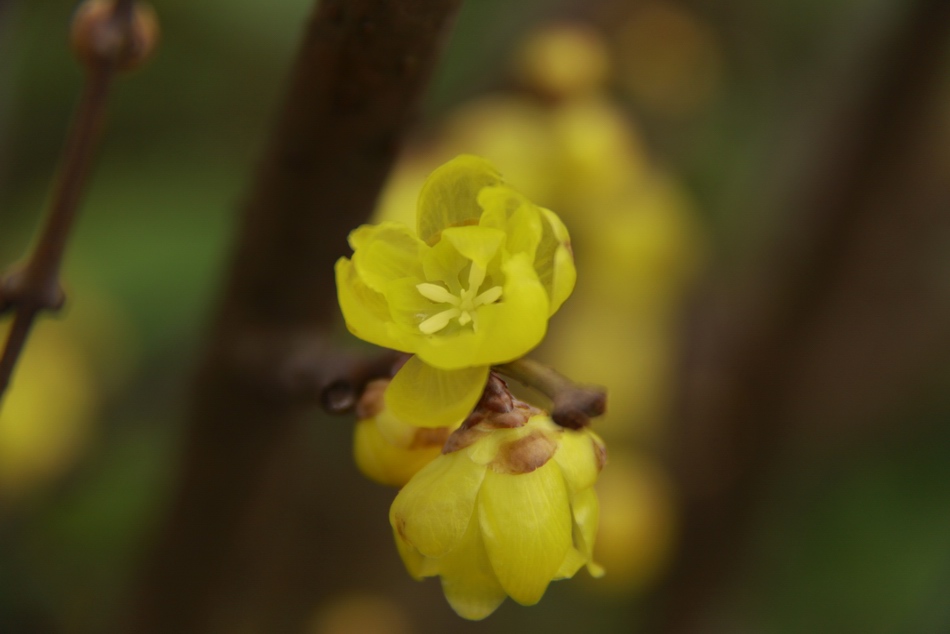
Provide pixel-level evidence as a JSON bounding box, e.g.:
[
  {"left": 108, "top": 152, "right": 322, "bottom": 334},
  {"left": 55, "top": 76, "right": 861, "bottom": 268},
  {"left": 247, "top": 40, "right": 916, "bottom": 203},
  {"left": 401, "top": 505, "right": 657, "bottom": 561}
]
[{"left": 336, "top": 156, "right": 605, "bottom": 619}]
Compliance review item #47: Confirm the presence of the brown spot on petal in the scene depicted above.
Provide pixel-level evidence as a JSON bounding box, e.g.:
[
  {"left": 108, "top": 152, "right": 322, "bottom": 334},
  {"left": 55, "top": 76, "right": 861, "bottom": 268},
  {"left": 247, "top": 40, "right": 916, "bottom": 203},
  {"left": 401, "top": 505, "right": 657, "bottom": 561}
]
[
  {"left": 394, "top": 514, "right": 408, "bottom": 541},
  {"left": 491, "top": 431, "right": 558, "bottom": 475},
  {"left": 409, "top": 426, "right": 451, "bottom": 450},
  {"left": 593, "top": 436, "right": 608, "bottom": 472},
  {"left": 356, "top": 379, "right": 389, "bottom": 419},
  {"left": 442, "top": 426, "right": 490, "bottom": 454}
]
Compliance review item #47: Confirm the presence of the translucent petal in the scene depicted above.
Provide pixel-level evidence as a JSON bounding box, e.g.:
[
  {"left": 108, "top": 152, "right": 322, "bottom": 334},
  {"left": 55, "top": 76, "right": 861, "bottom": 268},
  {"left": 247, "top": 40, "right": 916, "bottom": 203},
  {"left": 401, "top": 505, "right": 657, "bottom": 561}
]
[
  {"left": 477, "top": 185, "right": 543, "bottom": 258},
  {"left": 374, "top": 407, "right": 417, "bottom": 447},
  {"left": 438, "top": 505, "right": 508, "bottom": 620},
  {"left": 394, "top": 528, "right": 440, "bottom": 580},
  {"left": 390, "top": 451, "right": 486, "bottom": 558},
  {"left": 440, "top": 225, "right": 506, "bottom": 271},
  {"left": 413, "top": 254, "right": 549, "bottom": 369},
  {"left": 353, "top": 418, "right": 442, "bottom": 487},
  {"left": 553, "top": 429, "right": 602, "bottom": 494},
  {"left": 554, "top": 547, "right": 587, "bottom": 580},
  {"left": 478, "top": 461, "right": 573, "bottom": 606},
  {"left": 534, "top": 207, "right": 576, "bottom": 315},
  {"left": 349, "top": 222, "right": 425, "bottom": 294},
  {"left": 421, "top": 237, "right": 468, "bottom": 293},
  {"left": 570, "top": 486, "right": 604, "bottom": 577},
  {"left": 417, "top": 155, "right": 503, "bottom": 245},
  {"left": 386, "top": 356, "right": 488, "bottom": 428},
  {"left": 335, "top": 257, "right": 399, "bottom": 350}
]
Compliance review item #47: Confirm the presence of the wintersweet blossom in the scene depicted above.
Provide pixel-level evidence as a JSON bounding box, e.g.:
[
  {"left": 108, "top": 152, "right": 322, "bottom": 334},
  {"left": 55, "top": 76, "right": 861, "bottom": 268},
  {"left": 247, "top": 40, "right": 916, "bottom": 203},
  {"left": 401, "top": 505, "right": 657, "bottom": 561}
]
[
  {"left": 390, "top": 412, "right": 605, "bottom": 620},
  {"left": 352, "top": 379, "right": 451, "bottom": 487},
  {"left": 335, "top": 155, "right": 576, "bottom": 428}
]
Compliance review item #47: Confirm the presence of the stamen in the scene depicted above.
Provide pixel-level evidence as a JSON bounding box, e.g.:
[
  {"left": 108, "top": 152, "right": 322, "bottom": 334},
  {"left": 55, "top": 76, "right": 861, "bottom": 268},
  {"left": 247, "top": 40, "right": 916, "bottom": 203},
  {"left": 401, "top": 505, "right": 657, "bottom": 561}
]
[
  {"left": 416, "top": 282, "right": 458, "bottom": 305},
  {"left": 416, "top": 261, "right": 503, "bottom": 334},
  {"left": 419, "top": 308, "right": 461, "bottom": 334},
  {"left": 474, "top": 286, "right": 503, "bottom": 305},
  {"left": 467, "top": 262, "right": 487, "bottom": 292}
]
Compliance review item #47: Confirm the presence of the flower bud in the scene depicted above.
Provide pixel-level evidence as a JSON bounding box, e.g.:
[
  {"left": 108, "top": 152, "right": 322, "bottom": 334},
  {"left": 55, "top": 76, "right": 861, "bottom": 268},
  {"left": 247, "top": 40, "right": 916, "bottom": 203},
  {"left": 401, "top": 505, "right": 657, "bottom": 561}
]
[
  {"left": 390, "top": 413, "right": 606, "bottom": 620},
  {"left": 352, "top": 380, "right": 450, "bottom": 487},
  {"left": 71, "top": 0, "right": 159, "bottom": 72}
]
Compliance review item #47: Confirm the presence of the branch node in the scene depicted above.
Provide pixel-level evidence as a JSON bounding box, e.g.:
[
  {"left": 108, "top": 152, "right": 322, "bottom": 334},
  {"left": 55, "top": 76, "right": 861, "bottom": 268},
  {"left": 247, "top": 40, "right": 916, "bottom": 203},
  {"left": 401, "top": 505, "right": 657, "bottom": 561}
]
[
  {"left": 0, "top": 266, "right": 67, "bottom": 314},
  {"left": 494, "top": 357, "right": 607, "bottom": 429}
]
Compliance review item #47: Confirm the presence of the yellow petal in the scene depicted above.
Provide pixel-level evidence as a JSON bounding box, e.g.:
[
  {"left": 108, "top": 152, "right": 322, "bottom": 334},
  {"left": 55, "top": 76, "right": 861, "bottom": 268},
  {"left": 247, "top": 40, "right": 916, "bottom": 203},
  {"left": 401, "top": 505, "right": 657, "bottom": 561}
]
[
  {"left": 554, "top": 547, "right": 588, "bottom": 580},
  {"left": 413, "top": 254, "right": 549, "bottom": 369},
  {"left": 390, "top": 451, "right": 486, "bottom": 558},
  {"left": 571, "top": 487, "right": 604, "bottom": 577},
  {"left": 439, "top": 225, "right": 506, "bottom": 271},
  {"left": 477, "top": 185, "right": 543, "bottom": 258},
  {"left": 438, "top": 507, "right": 508, "bottom": 620},
  {"left": 335, "top": 257, "right": 400, "bottom": 350},
  {"left": 394, "top": 528, "right": 440, "bottom": 580},
  {"left": 477, "top": 461, "right": 573, "bottom": 605},
  {"left": 553, "top": 428, "right": 604, "bottom": 494},
  {"left": 416, "top": 155, "right": 503, "bottom": 245},
  {"left": 349, "top": 222, "right": 425, "bottom": 293},
  {"left": 352, "top": 419, "right": 443, "bottom": 487},
  {"left": 385, "top": 356, "right": 488, "bottom": 428},
  {"left": 535, "top": 207, "right": 576, "bottom": 315}
]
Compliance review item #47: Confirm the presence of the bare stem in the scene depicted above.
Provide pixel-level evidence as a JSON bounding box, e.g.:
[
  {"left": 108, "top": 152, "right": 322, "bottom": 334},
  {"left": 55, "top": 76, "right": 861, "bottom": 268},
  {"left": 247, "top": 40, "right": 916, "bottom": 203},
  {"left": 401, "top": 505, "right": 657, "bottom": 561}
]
[
  {"left": 495, "top": 357, "right": 606, "bottom": 429},
  {"left": 0, "top": 0, "right": 139, "bottom": 399}
]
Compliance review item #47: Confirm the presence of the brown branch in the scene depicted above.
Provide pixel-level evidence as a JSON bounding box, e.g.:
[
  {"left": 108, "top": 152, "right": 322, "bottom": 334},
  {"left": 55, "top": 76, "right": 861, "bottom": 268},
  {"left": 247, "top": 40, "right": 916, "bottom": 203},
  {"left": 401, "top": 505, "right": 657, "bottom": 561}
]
[
  {"left": 0, "top": 0, "right": 156, "bottom": 400},
  {"left": 123, "top": 2, "right": 462, "bottom": 632},
  {"left": 227, "top": 330, "right": 404, "bottom": 413},
  {"left": 646, "top": 0, "right": 950, "bottom": 631},
  {"left": 495, "top": 357, "right": 606, "bottom": 429}
]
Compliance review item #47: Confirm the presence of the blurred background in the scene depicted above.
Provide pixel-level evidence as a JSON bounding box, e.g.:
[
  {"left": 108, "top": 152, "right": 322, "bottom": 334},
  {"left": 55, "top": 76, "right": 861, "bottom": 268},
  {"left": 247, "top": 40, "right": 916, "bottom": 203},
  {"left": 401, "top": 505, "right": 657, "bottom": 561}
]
[{"left": 1, "top": 0, "right": 949, "bottom": 632}]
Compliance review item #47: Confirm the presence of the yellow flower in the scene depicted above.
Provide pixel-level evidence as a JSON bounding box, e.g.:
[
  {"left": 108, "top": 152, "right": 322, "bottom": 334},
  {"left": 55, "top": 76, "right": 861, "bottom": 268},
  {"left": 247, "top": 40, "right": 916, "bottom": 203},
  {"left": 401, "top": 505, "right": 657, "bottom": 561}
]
[
  {"left": 390, "top": 413, "right": 605, "bottom": 620},
  {"left": 336, "top": 155, "right": 575, "bottom": 428},
  {"left": 352, "top": 379, "right": 451, "bottom": 487}
]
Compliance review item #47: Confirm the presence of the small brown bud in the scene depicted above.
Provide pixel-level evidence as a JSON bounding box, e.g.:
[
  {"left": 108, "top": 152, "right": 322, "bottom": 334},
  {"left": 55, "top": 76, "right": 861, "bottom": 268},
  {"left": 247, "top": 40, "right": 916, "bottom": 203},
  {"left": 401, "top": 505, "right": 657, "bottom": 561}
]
[{"left": 71, "top": 0, "right": 160, "bottom": 72}]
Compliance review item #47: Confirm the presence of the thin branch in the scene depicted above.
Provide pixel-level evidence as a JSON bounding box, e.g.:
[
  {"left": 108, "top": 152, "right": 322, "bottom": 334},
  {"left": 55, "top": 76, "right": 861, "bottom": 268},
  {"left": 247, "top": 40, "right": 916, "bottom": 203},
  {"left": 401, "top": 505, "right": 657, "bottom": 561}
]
[
  {"left": 0, "top": 0, "right": 155, "bottom": 399},
  {"left": 495, "top": 357, "right": 606, "bottom": 429},
  {"left": 227, "top": 330, "right": 404, "bottom": 412}
]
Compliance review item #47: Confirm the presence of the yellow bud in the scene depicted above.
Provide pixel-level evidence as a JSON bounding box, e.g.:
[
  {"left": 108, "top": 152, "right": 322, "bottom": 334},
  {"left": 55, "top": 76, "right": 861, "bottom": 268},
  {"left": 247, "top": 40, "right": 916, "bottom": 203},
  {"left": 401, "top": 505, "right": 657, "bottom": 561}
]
[
  {"left": 390, "top": 414, "right": 606, "bottom": 619},
  {"left": 352, "top": 380, "right": 450, "bottom": 487}
]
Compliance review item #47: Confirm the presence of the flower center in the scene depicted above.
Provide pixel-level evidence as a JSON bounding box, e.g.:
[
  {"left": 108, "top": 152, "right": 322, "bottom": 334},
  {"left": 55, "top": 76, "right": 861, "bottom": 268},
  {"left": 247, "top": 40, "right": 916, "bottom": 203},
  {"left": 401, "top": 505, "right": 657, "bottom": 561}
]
[{"left": 416, "top": 262, "right": 503, "bottom": 334}]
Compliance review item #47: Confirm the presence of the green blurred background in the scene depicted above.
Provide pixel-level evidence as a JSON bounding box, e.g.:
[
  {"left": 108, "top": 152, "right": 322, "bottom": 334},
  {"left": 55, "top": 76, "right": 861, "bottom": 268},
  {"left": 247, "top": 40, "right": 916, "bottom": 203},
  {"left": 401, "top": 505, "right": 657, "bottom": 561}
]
[{"left": 2, "top": 0, "right": 950, "bottom": 632}]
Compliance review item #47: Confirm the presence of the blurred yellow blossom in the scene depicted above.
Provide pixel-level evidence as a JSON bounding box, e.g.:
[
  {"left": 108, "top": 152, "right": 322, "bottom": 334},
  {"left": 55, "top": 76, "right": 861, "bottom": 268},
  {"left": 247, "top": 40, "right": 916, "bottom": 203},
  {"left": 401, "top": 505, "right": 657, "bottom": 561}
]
[
  {"left": 0, "top": 319, "right": 96, "bottom": 498},
  {"left": 593, "top": 450, "right": 674, "bottom": 591},
  {"left": 310, "top": 592, "right": 411, "bottom": 634},
  {"left": 515, "top": 23, "right": 610, "bottom": 99},
  {"left": 390, "top": 412, "right": 605, "bottom": 620}
]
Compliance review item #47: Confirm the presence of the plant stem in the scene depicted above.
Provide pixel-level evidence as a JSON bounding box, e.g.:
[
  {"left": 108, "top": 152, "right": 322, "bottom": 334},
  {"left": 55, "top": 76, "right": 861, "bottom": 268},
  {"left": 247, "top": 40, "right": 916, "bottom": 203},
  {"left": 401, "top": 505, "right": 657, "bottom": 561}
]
[
  {"left": 496, "top": 357, "right": 606, "bottom": 429},
  {"left": 0, "top": 0, "right": 139, "bottom": 400}
]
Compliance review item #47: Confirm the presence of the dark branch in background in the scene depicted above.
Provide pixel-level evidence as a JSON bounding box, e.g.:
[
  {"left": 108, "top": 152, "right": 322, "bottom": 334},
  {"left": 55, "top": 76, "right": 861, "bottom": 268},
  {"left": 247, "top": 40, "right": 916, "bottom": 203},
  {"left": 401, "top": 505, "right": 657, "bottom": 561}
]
[
  {"left": 646, "top": 0, "right": 950, "bottom": 631},
  {"left": 228, "top": 331, "right": 404, "bottom": 413},
  {"left": 0, "top": 0, "right": 156, "bottom": 400},
  {"left": 124, "top": 1, "right": 462, "bottom": 632},
  {"left": 495, "top": 357, "right": 606, "bottom": 429}
]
